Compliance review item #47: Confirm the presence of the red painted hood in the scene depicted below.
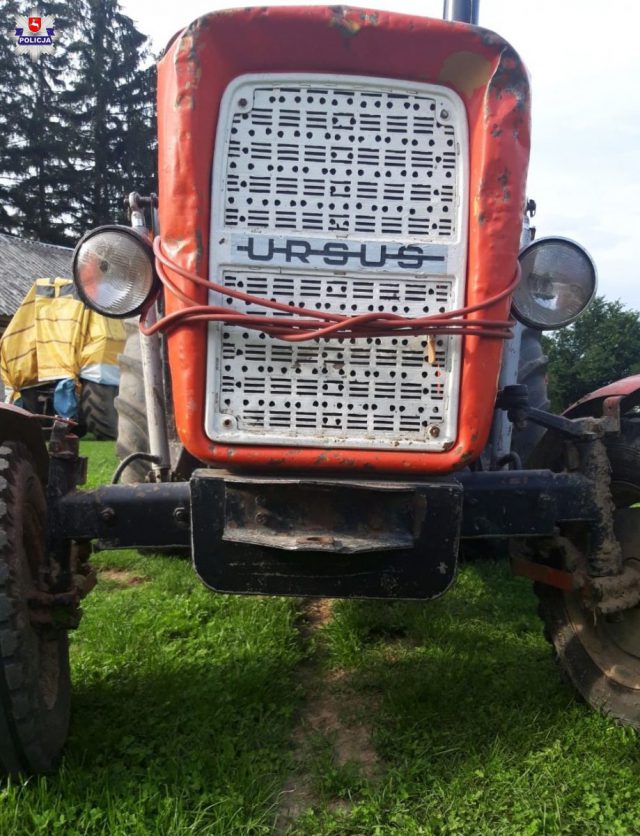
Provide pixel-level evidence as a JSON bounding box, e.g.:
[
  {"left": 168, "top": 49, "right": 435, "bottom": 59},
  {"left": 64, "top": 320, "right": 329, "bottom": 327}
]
[{"left": 156, "top": 6, "right": 531, "bottom": 474}]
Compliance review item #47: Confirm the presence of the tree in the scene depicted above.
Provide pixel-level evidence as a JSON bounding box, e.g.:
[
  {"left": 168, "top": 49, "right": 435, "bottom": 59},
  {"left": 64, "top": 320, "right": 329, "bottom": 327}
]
[
  {"left": 0, "top": 0, "right": 22, "bottom": 232},
  {"left": 0, "top": 0, "right": 78, "bottom": 244},
  {"left": 544, "top": 296, "right": 640, "bottom": 410},
  {"left": 0, "top": 0, "right": 155, "bottom": 244},
  {"left": 64, "top": 0, "right": 156, "bottom": 235}
]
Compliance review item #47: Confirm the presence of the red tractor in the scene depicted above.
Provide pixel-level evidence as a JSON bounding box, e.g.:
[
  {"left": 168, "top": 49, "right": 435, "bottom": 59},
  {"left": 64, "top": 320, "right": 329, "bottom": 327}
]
[{"left": 2, "top": 3, "right": 639, "bottom": 775}]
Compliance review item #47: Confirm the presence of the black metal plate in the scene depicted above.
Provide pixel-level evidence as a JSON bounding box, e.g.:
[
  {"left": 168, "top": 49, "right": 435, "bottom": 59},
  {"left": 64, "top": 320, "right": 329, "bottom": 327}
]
[{"left": 190, "top": 472, "right": 462, "bottom": 599}]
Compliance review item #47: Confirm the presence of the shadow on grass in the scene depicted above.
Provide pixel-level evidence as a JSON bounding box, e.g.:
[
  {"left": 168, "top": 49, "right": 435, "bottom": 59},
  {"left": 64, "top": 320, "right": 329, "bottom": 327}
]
[
  {"left": 67, "top": 651, "right": 299, "bottom": 779},
  {"left": 323, "top": 562, "right": 594, "bottom": 773},
  {"left": 1, "top": 648, "right": 303, "bottom": 834}
]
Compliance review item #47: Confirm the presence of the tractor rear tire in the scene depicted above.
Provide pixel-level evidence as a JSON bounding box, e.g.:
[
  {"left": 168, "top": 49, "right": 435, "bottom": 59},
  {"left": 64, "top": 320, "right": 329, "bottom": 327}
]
[
  {"left": 80, "top": 382, "right": 118, "bottom": 440},
  {"left": 0, "top": 442, "right": 71, "bottom": 776},
  {"left": 535, "top": 429, "right": 640, "bottom": 728},
  {"left": 511, "top": 327, "right": 550, "bottom": 464},
  {"left": 114, "top": 321, "right": 150, "bottom": 483}
]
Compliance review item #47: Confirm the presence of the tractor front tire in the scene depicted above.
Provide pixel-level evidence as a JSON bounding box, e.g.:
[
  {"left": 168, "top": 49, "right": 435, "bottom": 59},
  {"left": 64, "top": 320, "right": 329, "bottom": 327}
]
[
  {"left": 511, "top": 326, "right": 550, "bottom": 464},
  {"left": 0, "top": 442, "right": 71, "bottom": 776},
  {"left": 114, "top": 322, "right": 150, "bottom": 483},
  {"left": 80, "top": 382, "right": 118, "bottom": 440},
  {"left": 535, "top": 428, "right": 640, "bottom": 728}
]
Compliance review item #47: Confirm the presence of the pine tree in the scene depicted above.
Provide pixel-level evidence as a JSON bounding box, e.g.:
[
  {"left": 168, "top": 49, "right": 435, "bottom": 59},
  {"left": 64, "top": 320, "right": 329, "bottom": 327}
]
[
  {"left": 64, "top": 0, "right": 156, "bottom": 235},
  {"left": 0, "top": 0, "right": 156, "bottom": 244},
  {"left": 0, "top": 0, "right": 78, "bottom": 243},
  {"left": 0, "top": 0, "right": 22, "bottom": 232}
]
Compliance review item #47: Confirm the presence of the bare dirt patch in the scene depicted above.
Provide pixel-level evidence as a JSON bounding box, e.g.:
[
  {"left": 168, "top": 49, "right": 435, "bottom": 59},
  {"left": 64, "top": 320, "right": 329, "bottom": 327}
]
[
  {"left": 274, "top": 599, "right": 380, "bottom": 832},
  {"left": 303, "top": 687, "right": 380, "bottom": 775},
  {"left": 299, "top": 598, "right": 334, "bottom": 636},
  {"left": 98, "top": 568, "right": 148, "bottom": 588}
]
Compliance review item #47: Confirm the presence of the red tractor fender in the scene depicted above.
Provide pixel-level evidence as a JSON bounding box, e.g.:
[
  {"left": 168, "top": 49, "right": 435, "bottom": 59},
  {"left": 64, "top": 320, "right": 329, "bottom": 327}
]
[
  {"left": 564, "top": 375, "right": 640, "bottom": 420},
  {"left": 529, "top": 375, "right": 640, "bottom": 470},
  {"left": 0, "top": 403, "right": 49, "bottom": 483}
]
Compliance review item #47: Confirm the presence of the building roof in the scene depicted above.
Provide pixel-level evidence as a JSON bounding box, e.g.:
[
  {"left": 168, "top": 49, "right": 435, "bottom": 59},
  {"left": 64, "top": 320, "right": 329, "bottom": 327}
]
[{"left": 0, "top": 233, "right": 73, "bottom": 318}]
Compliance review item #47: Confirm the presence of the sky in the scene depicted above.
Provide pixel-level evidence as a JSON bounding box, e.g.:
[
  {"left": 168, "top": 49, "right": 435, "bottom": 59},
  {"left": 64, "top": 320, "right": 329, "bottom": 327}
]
[{"left": 120, "top": 0, "right": 640, "bottom": 309}]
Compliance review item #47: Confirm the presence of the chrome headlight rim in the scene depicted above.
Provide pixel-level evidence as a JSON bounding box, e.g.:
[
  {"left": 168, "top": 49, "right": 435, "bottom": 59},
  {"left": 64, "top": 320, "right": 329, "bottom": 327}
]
[
  {"left": 72, "top": 224, "right": 158, "bottom": 319},
  {"left": 513, "top": 235, "right": 597, "bottom": 331}
]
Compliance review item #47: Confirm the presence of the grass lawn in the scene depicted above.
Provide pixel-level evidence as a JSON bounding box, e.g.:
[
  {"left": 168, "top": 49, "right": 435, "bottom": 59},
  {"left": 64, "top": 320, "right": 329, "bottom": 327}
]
[{"left": 1, "top": 440, "right": 640, "bottom": 834}]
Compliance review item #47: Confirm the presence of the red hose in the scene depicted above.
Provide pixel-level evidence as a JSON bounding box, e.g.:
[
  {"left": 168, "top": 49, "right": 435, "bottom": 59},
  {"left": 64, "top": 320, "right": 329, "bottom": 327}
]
[{"left": 142, "top": 236, "right": 519, "bottom": 343}]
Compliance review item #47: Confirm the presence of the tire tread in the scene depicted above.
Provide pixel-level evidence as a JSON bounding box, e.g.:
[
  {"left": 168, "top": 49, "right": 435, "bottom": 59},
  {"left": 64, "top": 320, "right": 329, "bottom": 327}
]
[
  {"left": 0, "top": 442, "right": 69, "bottom": 775},
  {"left": 80, "top": 382, "right": 118, "bottom": 440}
]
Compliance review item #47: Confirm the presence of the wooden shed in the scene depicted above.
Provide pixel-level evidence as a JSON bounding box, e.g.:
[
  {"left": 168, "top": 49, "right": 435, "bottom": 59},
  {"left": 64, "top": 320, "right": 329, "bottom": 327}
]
[{"left": 0, "top": 233, "right": 73, "bottom": 336}]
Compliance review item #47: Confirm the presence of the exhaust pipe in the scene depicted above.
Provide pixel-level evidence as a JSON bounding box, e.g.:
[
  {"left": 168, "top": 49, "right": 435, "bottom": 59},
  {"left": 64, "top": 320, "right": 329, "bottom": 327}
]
[{"left": 443, "top": 0, "right": 479, "bottom": 24}]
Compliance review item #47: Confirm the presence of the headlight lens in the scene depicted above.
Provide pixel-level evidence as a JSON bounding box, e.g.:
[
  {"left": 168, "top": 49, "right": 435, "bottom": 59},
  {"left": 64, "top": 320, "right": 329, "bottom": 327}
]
[
  {"left": 513, "top": 237, "right": 597, "bottom": 330},
  {"left": 73, "top": 226, "right": 156, "bottom": 317}
]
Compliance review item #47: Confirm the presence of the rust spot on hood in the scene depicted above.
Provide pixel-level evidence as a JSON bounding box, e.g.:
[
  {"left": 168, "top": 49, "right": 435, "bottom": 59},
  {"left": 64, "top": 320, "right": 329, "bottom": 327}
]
[
  {"left": 174, "top": 28, "right": 203, "bottom": 109},
  {"left": 359, "top": 10, "right": 379, "bottom": 25},
  {"left": 438, "top": 51, "right": 492, "bottom": 98},
  {"left": 497, "top": 168, "right": 511, "bottom": 202},
  {"left": 328, "top": 6, "right": 378, "bottom": 38},
  {"left": 488, "top": 45, "right": 529, "bottom": 110}
]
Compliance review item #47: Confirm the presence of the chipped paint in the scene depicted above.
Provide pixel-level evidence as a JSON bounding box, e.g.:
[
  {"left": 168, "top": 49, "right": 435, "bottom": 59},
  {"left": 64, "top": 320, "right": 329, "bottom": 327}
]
[
  {"left": 360, "top": 11, "right": 379, "bottom": 25},
  {"left": 438, "top": 51, "right": 492, "bottom": 98},
  {"left": 488, "top": 46, "right": 529, "bottom": 111},
  {"left": 328, "top": 6, "right": 361, "bottom": 38},
  {"left": 497, "top": 168, "right": 511, "bottom": 202},
  {"left": 327, "top": 6, "right": 380, "bottom": 39}
]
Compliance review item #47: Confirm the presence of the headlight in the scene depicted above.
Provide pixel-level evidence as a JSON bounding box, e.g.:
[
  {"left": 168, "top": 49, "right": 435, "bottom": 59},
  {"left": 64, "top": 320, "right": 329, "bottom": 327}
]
[
  {"left": 513, "top": 236, "right": 597, "bottom": 330},
  {"left": 72, "top": 225, "right": 157, "bottom": 317}
]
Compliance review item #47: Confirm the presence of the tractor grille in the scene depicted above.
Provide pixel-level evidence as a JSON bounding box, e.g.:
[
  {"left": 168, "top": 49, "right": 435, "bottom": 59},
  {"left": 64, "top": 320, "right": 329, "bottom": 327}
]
[{"left": 206, "top": 74, "right": 468, "bottom": 450}]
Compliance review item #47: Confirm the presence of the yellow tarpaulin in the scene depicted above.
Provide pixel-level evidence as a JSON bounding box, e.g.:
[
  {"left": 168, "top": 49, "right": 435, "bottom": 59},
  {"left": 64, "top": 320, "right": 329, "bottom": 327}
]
[
  {"left": 0, "top": 278, "right": 125, "bottom": 399},
  {"left": 79, "top": 305, "right": 126, "bottom": 374}
]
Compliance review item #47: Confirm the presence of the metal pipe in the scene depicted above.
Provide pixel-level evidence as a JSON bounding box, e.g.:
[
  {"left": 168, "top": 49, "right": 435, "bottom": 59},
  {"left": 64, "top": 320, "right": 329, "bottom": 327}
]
[
  {"left": 139, "top": 308, "right": 172, "bottom": 480},
  {"left": 128, "top": 191, "right": 172, "bottom": 481},
  {"left": 443, "top": 0, "right": 479, "bottom": 23},
  {"left": 488, "top": 209, "right": 532, "bottom": 463}
]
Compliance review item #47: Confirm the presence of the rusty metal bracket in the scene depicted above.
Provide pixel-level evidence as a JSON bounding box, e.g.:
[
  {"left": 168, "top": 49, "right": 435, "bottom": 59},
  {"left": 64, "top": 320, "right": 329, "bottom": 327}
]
[
  {"left": 496, "top": 387, "right": 598, "bottom": 440},
  {"left": 28, "top": 542, "right": 96, "bottom": 629},
  {"left": 511, "top": 556, "right": 575, "bottom": 592},
  {"left": 577, "top": 433, "right": 624, "bottom": 578},
  {"left": 601, "top": 395, "right": 625, "bottom": 433},
  {"left": 526, "top": 407, "right": 596, "bottom": 440},
  {"left": 511, "top": 552, "right": 640, "bottom": 616},
  {"left": 44, "top": 426, "right": 92, "bottom": 628}
]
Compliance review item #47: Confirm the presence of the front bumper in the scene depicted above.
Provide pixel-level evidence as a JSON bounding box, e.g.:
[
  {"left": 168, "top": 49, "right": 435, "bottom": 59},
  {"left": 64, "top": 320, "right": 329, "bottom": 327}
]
[{"left": 56, "top": 468, "right": 597, "bottom": 600}]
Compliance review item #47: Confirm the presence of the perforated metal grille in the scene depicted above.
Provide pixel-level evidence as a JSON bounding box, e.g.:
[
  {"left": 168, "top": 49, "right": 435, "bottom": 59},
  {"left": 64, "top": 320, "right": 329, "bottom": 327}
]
[
  {"left": 207, "top": 74, "right": 469, "bottom": 451},
  {"left": 224, "top": 84, "right": 458, "bottom": 240},
  {"left": 214, "top": 270, "right": 454, "bottom": 441}
]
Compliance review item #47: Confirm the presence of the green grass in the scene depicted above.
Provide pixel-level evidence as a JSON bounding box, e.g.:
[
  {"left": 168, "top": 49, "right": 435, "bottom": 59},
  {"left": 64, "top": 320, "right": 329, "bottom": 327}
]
[
  {"left": 295, "top": 575, "right": 640, "bottom": 835},
  {"left": 2, "top": 441, "right": 640, "bottom": 834},
  {"left": 0, "top": 442, "right": 304, "bottom": 835}
]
